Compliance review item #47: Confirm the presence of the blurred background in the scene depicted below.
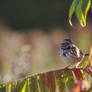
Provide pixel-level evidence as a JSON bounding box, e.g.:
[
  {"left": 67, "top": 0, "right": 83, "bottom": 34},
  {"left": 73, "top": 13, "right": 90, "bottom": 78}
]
[{"left": 0, "top": 0, "right": 92, "bottom": 82}]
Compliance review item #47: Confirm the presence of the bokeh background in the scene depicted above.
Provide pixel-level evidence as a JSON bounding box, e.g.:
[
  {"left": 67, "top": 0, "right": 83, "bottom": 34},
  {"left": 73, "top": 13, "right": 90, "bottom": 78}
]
[{"left": 0, "top": 0, "right": 92, "bottom": 82}]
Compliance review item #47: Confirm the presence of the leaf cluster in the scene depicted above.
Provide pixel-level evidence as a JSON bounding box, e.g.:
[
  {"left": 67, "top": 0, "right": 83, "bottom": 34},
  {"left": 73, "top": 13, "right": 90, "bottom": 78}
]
[{"left": 69, "top": 0, "right": 91, "bottom": 27}]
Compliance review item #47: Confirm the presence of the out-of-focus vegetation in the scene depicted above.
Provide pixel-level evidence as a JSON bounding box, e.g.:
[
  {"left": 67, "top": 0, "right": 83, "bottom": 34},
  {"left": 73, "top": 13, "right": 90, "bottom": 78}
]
[
  {"left": 69, "top": 0, "right": 91, "bottom": 27},
  {"left": 0, "top": 68, "right": 92, "bottom": 92},
  {"left": 0, "top": 23, "right": 92, "bottom": 82},
  {"left": 0, "top": 0, "right": 92, "bottom": 84}
]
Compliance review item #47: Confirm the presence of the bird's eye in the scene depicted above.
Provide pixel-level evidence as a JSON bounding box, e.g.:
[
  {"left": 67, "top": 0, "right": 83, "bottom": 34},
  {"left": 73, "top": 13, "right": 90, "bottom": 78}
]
[
  {"left": 66, "top": 46, "right": 71, "bottom": 49},
  {"left": 63, "top": 53, "right": 66, "bottom": 56}
]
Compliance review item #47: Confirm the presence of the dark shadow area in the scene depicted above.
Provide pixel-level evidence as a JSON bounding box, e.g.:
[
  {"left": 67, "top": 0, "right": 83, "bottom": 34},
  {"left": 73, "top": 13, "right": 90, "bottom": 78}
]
[{"left": 0, "top": 0, "right": 73, "bottom": 30}]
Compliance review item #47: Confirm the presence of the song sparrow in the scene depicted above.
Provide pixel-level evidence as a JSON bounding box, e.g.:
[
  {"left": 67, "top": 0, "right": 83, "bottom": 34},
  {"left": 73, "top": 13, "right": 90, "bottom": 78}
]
[{"left": 60, "top": 38, "right": 84, "bottom": 67}]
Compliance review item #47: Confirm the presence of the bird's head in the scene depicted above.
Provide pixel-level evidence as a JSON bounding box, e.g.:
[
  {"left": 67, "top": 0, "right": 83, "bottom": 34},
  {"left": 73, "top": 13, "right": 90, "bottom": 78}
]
[{"left": 61, "top": 38, "right": 72, "bottom": 49}]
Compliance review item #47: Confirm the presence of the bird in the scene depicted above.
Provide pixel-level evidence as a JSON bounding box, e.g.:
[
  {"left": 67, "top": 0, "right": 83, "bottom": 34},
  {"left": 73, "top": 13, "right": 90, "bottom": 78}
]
[{"left": 60, "top": 38, "right": 84, "bottom": 67}]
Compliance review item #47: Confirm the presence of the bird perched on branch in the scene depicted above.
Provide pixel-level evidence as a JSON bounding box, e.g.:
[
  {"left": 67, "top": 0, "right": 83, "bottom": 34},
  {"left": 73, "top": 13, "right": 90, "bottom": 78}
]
[{"left": 60, "top": 38, "right": 84, "bottom": 67}]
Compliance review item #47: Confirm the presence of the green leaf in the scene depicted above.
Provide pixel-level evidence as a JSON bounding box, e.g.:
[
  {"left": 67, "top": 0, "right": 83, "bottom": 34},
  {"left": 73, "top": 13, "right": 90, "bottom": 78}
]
[
  {"left": 29, "top": 76, "right": 39, "bottom": 92},
  {"left": 0, "top": 84, "right": 6, "bottom": 92},
  {"left": 76, "top": 0, "right": 86, "bottom": 27},
  {"left": 16, "top": 80, "right": 26, "bottom": 92},
  {"left": 69, "top": 0, "right": 91, "bottom": 27},
  {"left": 21, "top": 78, "right": 30, "bottom": 92},
  {"left": 37, "top": 74, "right": 48, "bottom": 92},
  {"left": 65, "top": 70, "right": 75, "bottom": 90},
  {"left": 78, "top": 55, "right": 90, "bottom": 68},
  {"left": 69, "top": 0, "right": 77, "bottom": 26},
  {"left": 82, "top": 0, "right": 91, "bottom": 18},
  {"left": 7, "top": 83, "right": 15, "bottom": 92}
]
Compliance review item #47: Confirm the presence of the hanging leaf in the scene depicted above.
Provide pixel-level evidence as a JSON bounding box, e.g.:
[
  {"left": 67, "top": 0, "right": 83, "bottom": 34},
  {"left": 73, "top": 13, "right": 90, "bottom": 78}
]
[
  {"left": 69, "top": 0, "right": 91, "bottom": 27},
  {"left": 69, "top": 0, "right": 77, "bottom": 26},
  {"left": 76, "top": 0, "right": 86, "bottom": 27},
  {"left": 82, "top": 0, "right": 91, "bottom": 18}
]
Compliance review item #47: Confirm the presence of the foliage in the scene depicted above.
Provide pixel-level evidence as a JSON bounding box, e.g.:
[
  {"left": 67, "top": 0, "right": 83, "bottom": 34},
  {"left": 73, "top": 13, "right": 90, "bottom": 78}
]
[
  {"left": 0, "top": 67, "right": 92, "bottom": 92},
  {"left": 0, "top": 44, "right": 92, "bottom": 92},
  {"left": 69, "top": 0, "right": 91, "bottom": 27},
  {"left": 0, "top": 1, "right": 92, "bottom": 92}
]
